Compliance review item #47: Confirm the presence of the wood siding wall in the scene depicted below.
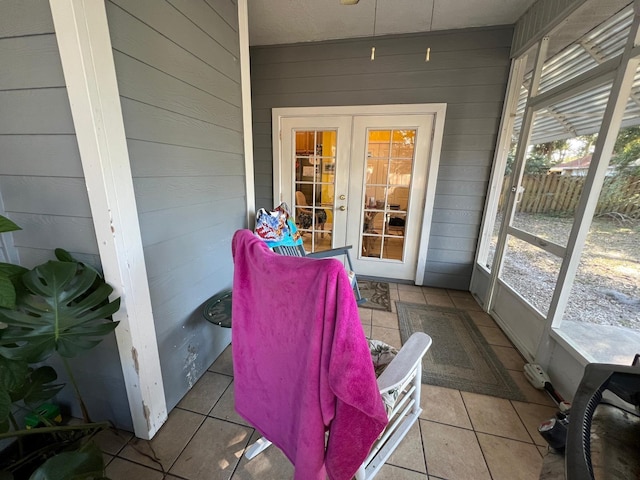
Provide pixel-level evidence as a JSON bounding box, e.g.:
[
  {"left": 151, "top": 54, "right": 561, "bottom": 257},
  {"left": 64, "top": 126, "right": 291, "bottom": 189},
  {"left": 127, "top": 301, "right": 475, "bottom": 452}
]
[
  {"left": 105, "top": 0, "right": 246, "bottom": 411},
  {"left": 0, "top": 0, "right": 131, "bottom": 428},
  {"left": 250, "top": 27, "right": 512, "bottom": 289}
]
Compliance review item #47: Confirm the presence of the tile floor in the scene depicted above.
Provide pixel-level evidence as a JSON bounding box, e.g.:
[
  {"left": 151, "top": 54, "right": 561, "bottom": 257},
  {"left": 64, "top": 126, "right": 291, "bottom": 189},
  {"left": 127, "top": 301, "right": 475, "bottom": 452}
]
[{"left": 97, "top": 285, "right": 558, "bottom": 480}]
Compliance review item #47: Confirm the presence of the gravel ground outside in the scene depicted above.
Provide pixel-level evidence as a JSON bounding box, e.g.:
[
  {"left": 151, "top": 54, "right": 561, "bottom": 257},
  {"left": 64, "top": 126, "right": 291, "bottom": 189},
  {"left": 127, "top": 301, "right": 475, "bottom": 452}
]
[{"left": 492, "top": 214, "right": 639, "bottom": 330}]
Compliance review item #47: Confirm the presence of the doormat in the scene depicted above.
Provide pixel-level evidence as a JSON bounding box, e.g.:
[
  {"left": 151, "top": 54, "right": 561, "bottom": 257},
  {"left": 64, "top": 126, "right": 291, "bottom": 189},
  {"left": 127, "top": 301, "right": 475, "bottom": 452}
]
[
  {"left": 397, "top": 302, "right": 525, "bottom": 401},
  {"left": 357, "top": 281, "right": 391, "bottom": 312}
]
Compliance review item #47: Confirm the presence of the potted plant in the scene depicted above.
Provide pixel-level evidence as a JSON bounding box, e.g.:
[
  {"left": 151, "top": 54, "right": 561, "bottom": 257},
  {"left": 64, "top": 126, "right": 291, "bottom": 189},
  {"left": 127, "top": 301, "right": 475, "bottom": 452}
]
[{"left": 0, "top": 214, "right": 120, "bottom": 479}]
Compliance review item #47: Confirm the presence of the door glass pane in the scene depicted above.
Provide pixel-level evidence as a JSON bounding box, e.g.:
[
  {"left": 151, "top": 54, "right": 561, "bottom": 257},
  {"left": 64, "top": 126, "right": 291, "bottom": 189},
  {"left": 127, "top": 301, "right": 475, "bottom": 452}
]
[
  {"left": 294, "top": 130, "right": 335, "bottom": 252},
  {"left": 362, "top": 129, "right": 414, "bottom": 260}
]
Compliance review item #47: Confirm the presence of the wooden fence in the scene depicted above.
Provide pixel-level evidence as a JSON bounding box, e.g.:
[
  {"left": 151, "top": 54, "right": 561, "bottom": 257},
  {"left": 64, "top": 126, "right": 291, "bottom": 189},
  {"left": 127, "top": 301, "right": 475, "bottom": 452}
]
[{"left": 498, "top": 174, "right": 640, "bottom": 218}]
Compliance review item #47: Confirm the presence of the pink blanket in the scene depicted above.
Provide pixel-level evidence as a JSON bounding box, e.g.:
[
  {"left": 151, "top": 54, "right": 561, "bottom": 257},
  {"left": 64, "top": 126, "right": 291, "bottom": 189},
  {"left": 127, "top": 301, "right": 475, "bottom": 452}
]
[{"left": 231, "top": 230, "right": 388, "bottom": 480}]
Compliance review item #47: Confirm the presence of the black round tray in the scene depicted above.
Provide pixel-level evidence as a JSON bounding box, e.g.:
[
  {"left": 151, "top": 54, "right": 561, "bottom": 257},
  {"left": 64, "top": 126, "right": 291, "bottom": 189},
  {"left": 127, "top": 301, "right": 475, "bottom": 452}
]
[{"left": 202, "top": 289, "right": 232, "bottom": 328}]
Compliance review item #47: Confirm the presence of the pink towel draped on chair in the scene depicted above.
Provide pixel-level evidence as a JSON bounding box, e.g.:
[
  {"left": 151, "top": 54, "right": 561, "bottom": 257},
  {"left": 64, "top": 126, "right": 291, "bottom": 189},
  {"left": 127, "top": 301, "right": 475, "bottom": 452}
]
[{"left": 231, "top": 230, "right": 388, "bottom": 480}]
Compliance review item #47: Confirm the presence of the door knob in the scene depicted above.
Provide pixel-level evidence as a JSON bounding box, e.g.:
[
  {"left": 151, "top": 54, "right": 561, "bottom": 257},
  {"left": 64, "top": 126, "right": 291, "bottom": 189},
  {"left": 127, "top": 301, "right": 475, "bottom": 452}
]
[
  {"left": 339, "top": 206, "right": 346, "bottom": 211},
  {"left": 339, "top": 195, "right": 346, "bottom": 200}
]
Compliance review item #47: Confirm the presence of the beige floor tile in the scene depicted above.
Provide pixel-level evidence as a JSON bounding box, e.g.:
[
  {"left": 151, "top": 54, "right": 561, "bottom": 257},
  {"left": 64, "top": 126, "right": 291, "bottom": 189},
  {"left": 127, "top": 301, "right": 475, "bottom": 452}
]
[
  {"left": 424, "top": 293, "right": 455, "bottom": 308},
  {"left": 398, "top": 284, "right": 423, "bottom": 292},
  {"left": 422, "top": 286, "right": 446, "bottom": 295},
  {"left": 377, "top": 464, "right": 427, "bottom": 479},
  {"left": 446, "top": 289, "right": 472, "bottom": 298},
  {"left": 371, "top": 326, "right": 402, "bottom": 349},
  {"left": 389, "top": 286, "right": 400, "bottom": 301},
  {"left": 232, "top": 430, "right": 295, "bottom": 479},
  {"left": 477, "top": 325, "right": 513, "bottom": 347},
  {"left": 94, "top": 427, "right": 133, "bottom": 456},
  {"left": 512, "top": 401, "right": 559, "bottom": 447},
  {"left": 209, "top": 344, "right": 234, "bottom": 376},
  {"left": 421, "top": 420, "right": 491, "bottom": 480},
  {"left": 178, "top": 371, "right": 233, "bottom": 415},
  {"left": 361, "top": 323, "right": 372, "bottom": 337},
  {"left": 358, "top": 307, "right": 373, "bottom": 323},
  {"left": 210, "top": 381, "right": 251, "bottom": 427},
  {"left": 372, "top": 309, "right": 400, "bottom": 328},
  {"left": 477, "top": 433, "right": 544, "bottom": 480},
  {"left": 491, "top": 345, "right": 526, "bottom": 371},
  {"left": 119, "top": 408, "right": 205, "bottom": 471},
  {"left": 170, "top": 417, "right": 253, "bottom": 480},
  {"left": 419, "top": 384, "right": 472, "bottom": 429},
  {"left": 508, "top": 371, "right": 556, "bottom": 407},
  {"left": 461, "top": 392, "right": 532, "bottom": 442},
  {"left": 467, "top": 309, "right": 498, "bottom": 328},
  {"left": 451, "top": 295, "right": 483, "bottom": 311},
  {"left": 105, "top": 457, "right": 164, "bottom": 480},
  {"left": 398, "top": 290, "right": 427, "bottom": 304},
  {"left": 386, "top": 421, "right": 426, "bottom": 473}
]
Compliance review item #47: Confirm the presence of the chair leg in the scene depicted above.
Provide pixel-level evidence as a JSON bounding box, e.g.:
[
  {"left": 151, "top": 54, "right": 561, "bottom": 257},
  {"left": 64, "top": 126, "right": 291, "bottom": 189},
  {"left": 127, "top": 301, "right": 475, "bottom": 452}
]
[
  {"left": 354, "top": 280, "right": 365, "bottom": 305},
  {"left": 244, "top": 437, "right": 273, "bottom": 460}
]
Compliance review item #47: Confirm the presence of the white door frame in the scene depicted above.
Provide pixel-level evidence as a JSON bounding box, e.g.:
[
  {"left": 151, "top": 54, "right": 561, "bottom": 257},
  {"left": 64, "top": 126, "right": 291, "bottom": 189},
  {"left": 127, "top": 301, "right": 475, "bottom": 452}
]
[{"left": 272, "top": 104, "right": 446, "bottom": 284}]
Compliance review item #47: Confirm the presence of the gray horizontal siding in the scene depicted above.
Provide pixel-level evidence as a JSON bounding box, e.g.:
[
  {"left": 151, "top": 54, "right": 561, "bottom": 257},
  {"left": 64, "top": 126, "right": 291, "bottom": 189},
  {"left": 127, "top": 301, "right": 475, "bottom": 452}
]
[
  {"left": 107, "top": 0, "right": 245, "bottom": 411},
  {"left": 0, "top": 1, "right": 130, "bottom": 429},
  {"left": 0, "top": 0, "right": 54, "bottom": 38},
  {"left": 251, "top": 26, "right": 512, "bottom": 289}
]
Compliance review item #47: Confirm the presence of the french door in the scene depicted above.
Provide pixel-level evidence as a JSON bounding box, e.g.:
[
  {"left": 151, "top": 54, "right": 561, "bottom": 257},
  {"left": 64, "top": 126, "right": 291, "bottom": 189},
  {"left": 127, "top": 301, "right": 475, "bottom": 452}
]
[{"left": 275, "top": 107, "right": 442, "bottom": 281}]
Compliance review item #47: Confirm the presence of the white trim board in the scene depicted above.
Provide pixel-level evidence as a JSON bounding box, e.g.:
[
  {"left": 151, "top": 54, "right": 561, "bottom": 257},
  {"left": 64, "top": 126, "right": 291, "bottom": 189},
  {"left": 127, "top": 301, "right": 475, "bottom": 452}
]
[
  {"left": 49, "top": 0, "right": 167, "bottom": 440},
  {"left": 272, "top": 104, "right": 447, "bottom": 285},
  {"left": 238, "top": 0, "right": 255, "bottom": 226}
]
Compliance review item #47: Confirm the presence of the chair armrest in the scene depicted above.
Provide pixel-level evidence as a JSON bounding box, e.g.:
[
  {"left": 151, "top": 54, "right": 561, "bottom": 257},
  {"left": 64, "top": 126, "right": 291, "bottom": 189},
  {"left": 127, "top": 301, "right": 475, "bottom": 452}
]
[
  {"left": 305, "top": 245, "right": 353, "bottom": 259},
  {"left": 376, "top": 332, "right": 432, "bottom": 393}
]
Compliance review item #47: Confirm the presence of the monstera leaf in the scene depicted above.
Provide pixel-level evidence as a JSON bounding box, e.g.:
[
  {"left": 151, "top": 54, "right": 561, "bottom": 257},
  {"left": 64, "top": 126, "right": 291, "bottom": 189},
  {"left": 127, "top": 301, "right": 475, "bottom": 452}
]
[
  {"left": 0, "top": 356, "right": 63, "bottom": 433},
  {"left": 0, "top": 261, "right": 120, "bottom": 363},
  {"left": 0, "top": 216, "right": 26, "bottom": 310}
]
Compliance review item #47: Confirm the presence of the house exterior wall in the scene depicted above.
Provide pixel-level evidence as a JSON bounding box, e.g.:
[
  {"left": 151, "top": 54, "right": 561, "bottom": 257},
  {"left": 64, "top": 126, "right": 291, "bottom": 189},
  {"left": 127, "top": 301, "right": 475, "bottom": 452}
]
[
  {"left": 105, "top": 0, "right": 246, "bottom": 411},
  {"left": 250, "top": 26, "right": 512, "bottom": 289},
  {"left": 0, "top": 0, "right": 131, "bottom": 428}
]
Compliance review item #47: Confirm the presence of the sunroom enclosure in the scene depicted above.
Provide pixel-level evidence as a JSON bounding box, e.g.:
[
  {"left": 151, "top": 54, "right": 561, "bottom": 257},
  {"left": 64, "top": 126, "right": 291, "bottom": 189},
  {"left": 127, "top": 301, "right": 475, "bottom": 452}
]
[{"left": 472, "top": 0, "right": 640, "bottom": 398}]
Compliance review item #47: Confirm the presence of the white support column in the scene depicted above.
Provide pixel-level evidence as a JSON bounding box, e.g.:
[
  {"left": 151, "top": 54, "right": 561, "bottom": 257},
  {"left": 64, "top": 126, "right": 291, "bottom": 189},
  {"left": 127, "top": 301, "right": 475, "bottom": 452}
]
[
  {"left": 49, "top": 0, "right": 167, "bottom": 439},
  {"left": 238, "top": 0, "right": 256, "bottom": 225}
]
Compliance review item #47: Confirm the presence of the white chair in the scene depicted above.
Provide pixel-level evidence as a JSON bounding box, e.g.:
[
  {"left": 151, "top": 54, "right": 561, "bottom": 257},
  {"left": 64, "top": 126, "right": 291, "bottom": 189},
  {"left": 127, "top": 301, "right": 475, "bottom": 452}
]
[{"left": 244, "top": 331, "right": 432, "bottom": 480}]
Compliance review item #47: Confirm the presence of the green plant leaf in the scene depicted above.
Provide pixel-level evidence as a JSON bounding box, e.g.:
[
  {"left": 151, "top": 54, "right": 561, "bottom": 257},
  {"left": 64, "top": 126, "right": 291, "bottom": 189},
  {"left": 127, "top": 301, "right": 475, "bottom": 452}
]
[
  {"left": 20, "top": 367, "right": 64, "bottom": 407},
  {"left": 0, "top": 216, "right": 21, "bottom": 234},
  {"left": 0, "top": 390, "right": 10, "bottom": 427},
  {"left": 0, "top": 275, "right": 17, "bottom": 310},
  {"left": 0, "top": 261, "right": 120, "bottom": 361},
  {"left": 53, "top": 248, "right": 74, "bottom": 263},
  {"left": 0, "top": 355, "right": 29, "bottom": 392},
  {"left": 0, "top": 263, "right": 29, "bottom": 309},
  {"left": 54, "top": 249, "right": 103, "bottom": 279},
  {"left": 29, "top": 440, "right": 106, "bottom": 480}
]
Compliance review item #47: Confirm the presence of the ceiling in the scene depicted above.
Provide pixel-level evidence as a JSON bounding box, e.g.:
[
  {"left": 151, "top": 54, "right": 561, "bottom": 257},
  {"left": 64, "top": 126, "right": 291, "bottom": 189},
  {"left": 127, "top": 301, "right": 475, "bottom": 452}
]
[{"left": 247, "top": 0, "right": 537, "bottom": 46}]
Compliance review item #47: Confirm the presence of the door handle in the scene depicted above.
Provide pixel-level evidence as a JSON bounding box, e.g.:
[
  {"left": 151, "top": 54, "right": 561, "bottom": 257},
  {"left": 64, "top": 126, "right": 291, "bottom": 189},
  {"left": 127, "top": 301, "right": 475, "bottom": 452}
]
[{"left": 339, "top": 206, "right": 346, "bottom": 211}]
